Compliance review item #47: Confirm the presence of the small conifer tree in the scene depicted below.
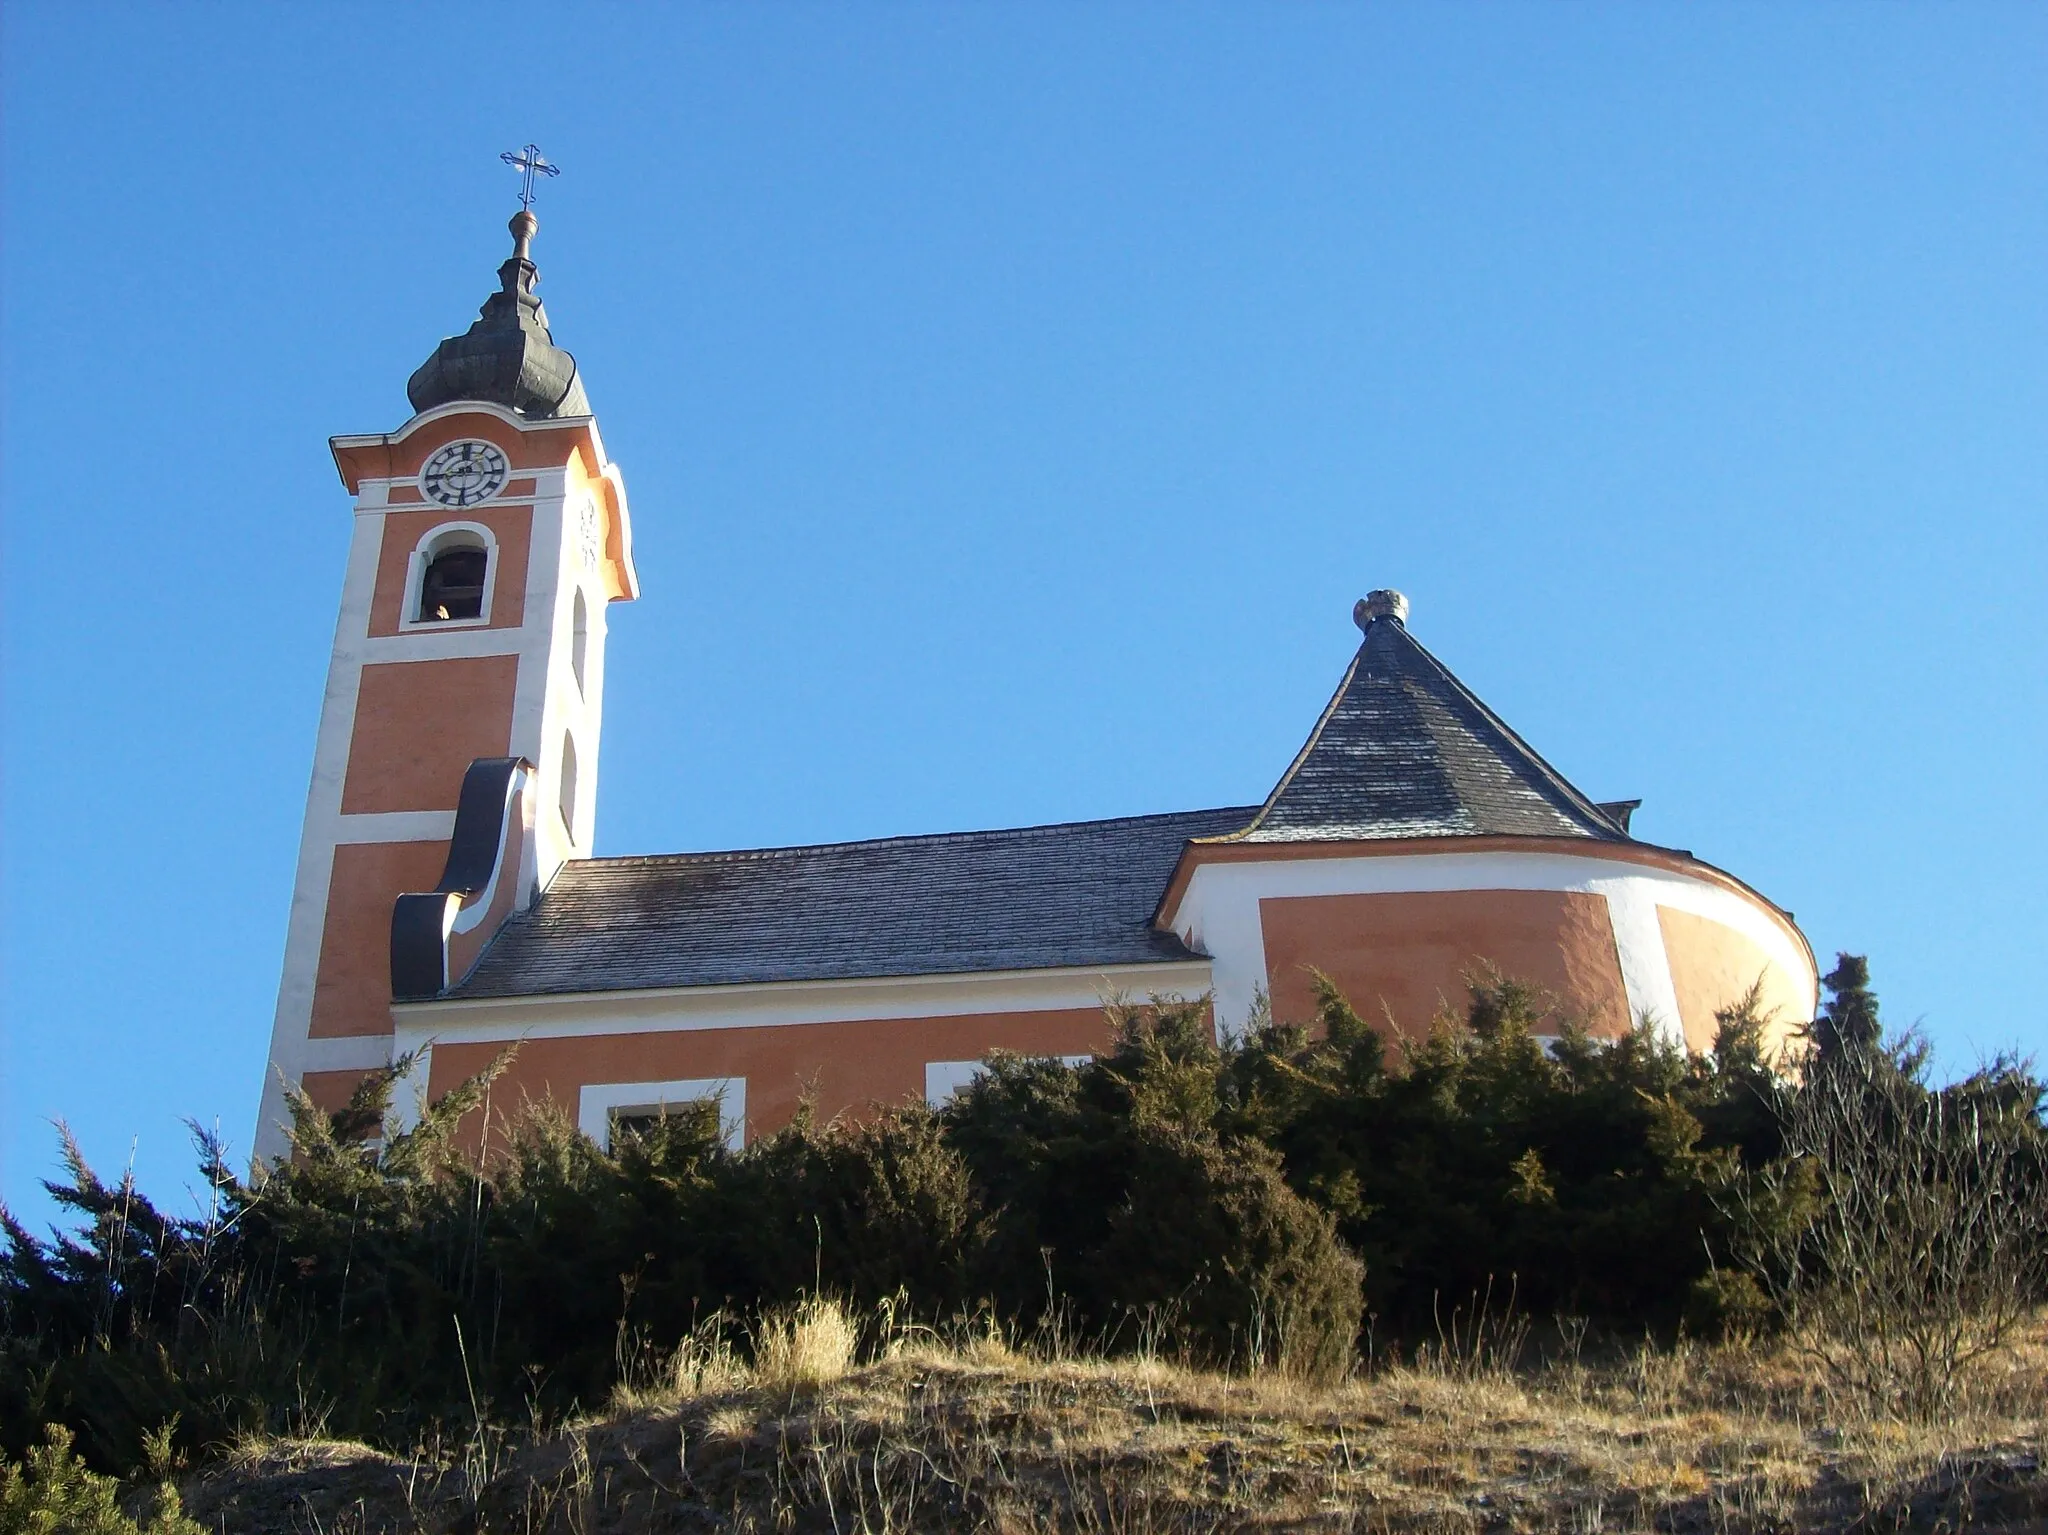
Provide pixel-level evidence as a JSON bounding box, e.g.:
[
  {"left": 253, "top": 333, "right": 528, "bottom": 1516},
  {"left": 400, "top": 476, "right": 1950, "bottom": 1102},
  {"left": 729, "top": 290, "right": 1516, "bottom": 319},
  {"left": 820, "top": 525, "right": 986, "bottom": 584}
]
[{"left": 1810, "top": 953, "right": 1882, "bottom": 1063}]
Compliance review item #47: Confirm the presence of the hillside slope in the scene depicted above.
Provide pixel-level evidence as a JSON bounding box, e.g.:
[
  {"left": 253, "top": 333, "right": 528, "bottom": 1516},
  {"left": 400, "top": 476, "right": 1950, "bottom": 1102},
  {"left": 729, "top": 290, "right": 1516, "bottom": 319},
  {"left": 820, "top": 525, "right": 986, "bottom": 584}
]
[{"left": 180, "top": 1333, "right": 2047, "bottom": 1534}]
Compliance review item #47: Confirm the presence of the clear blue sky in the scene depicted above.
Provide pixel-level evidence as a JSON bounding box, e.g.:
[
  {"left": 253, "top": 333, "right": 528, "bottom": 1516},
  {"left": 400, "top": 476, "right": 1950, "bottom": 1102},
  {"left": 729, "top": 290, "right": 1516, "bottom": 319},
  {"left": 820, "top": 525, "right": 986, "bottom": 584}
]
[{"left": 4, "top": 4, "right": 2043, "bottom": 1230}]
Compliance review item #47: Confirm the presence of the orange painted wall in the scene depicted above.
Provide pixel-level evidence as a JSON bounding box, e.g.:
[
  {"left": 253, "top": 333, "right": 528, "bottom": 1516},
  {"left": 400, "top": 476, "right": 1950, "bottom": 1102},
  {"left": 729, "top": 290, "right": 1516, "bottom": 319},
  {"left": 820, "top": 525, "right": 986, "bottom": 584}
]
[
  {"left": 1657, "top": 906, "right": 1810, "bottom": 1058},
  {"left": 1259, "top": 888, "right": 1631, "bottom": 1037},
  {"left": 335, "top": 412, "right": 633, "bottom": 600},
  {"left": 340, "top": 655, "right": 519, "bottom": 814},
  {"left": 299, "top": 1068, "right": 378, "bottom": 1117},
  {"left": 367, "top": 504, "right": 533, "bottom": 636},
  {"left": 341, "top": 414, "right": 591, "bottom": 483},
  {"left": 425, "top": 1006, "right": 1116, "bottom": 1151},
  {"left": 309, "top": 840, "right": 448, "bottom": 1037}
]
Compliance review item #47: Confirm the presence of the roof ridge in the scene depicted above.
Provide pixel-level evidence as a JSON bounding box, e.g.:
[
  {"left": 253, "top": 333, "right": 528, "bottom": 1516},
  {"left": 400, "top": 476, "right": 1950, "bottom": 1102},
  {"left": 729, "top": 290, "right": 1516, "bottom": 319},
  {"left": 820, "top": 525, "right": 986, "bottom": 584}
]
[
  {"left": 1207, "top": 646, "right": 1365, "bottom": 844},
  {"left": 1210, "top": 614, "right": 1627, "bottom": 846},
  {"left": 557, "top": 805, "right": 1263, "bottom": 871},
  {"left": 1388, "top": 623, "right": 1627, "bottom": 838}
]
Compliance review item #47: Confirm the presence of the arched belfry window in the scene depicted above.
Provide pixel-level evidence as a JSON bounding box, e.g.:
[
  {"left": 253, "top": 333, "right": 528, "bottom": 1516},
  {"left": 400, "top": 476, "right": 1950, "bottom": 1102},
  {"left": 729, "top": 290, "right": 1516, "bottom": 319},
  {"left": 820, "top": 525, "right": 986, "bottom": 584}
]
[
  {"left": 408, "top": 526, "right": 496, "bottom": 625},
  {"left": 420, "top": 544, "right": 486, "bottom": 621},
  {"left": 571, "top": 589, "right": 590, "bottom": 693}
]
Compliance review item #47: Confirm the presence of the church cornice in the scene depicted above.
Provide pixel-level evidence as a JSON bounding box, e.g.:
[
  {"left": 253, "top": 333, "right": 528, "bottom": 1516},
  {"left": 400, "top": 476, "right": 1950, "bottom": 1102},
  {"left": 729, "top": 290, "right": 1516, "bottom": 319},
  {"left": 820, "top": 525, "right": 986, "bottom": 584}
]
[
  {"left": 329, "top": 400, "right": 608, "bottom": 491},
  {"left": 1151, "top": 832, "right": 1812, "bottom": 969},
  {"left": 331, "top": 402, "right": 638, "bottom": 603}
]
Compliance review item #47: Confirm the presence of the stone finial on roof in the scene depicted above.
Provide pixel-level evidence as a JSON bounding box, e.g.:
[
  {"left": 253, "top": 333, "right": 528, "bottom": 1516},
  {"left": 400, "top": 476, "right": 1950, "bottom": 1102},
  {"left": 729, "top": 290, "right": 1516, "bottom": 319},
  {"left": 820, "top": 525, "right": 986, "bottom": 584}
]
[
  {"left": 1353, "top": 589, "right": 1409, "bottom": 631},
  {"left": 509, "top": 208, "right": 538, "bottom": 262}
]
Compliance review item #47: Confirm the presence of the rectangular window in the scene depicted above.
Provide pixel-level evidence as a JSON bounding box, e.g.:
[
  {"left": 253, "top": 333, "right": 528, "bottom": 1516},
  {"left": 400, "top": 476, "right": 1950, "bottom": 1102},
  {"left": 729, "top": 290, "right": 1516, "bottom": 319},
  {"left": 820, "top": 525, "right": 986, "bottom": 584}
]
[{"left": 577, "top": 1077, "right": 745, "bottom": 1151}]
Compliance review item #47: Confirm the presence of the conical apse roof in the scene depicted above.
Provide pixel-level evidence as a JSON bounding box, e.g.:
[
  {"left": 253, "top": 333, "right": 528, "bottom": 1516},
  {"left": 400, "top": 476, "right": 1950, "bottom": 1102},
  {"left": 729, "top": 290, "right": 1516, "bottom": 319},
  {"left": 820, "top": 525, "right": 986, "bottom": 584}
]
[{"left": 1217, "top": 591, "right": 1631, "bottom": 845}]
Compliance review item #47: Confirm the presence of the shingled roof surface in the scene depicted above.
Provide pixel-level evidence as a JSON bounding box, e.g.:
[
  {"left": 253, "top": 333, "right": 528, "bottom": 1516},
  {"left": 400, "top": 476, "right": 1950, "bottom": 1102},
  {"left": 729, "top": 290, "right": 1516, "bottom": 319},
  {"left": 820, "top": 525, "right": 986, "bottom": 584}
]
[
  {"left": 450, "top": 807, "right": 1257, "bottom": 1000},
  {"left": 1222, "top": 613, "right": 1628, "bottom": 845}
]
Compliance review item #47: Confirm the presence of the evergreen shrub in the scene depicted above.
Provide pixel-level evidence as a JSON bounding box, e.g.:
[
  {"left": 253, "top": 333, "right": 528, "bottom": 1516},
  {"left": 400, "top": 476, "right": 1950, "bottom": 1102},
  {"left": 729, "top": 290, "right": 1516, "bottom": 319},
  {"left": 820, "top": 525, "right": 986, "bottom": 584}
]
[
  {"left": 0, "top": 1424, "right": 199, "bottom": 1535},
  {"left": 4, "top": 958, "right": 2040, "bottom": 1471}
]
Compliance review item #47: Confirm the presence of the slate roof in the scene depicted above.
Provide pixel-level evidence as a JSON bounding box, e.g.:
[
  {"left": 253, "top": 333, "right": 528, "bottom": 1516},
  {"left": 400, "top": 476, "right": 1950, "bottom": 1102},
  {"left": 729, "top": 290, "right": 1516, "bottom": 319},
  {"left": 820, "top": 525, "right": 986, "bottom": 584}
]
[
  {"left": 441, "top": 604, "right": 1632, "bottom": 1003},
  {"left": 1218, "top": 610, "right": 1629, "bottom": 845},
  {"left": 449, "top": 807, "right": 1257, "bottom": 1000}
]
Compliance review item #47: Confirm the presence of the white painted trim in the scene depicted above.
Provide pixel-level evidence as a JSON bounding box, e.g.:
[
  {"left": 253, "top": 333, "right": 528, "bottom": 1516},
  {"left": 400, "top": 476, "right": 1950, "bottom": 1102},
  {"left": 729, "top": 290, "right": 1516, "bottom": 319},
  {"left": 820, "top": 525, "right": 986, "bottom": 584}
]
[
  {"left": 362, "top": 629, "right": 527, "bottom": 663},
  {"left": 401, "top": 610, "right": 493, "bottom": 633},
  {"left": 259, "top": 458, "right": 599, "bottom": 1161},
  {"left": 518, "top": 499, "right": 568, "bottom": 880},
  {"left": 450, "top": 762, "right": 532, "bottom": 936},
  {"left": 579, "top": 1078, "right": 745, "bottom": 1151},
  {"left": 383, "top": 963, "right": 1209, "bottom": 1147},
  {"left": 1166, "top": 849, "right": 1814, "bottom": 1049},
  {"left": 570, "top": 586, "right": 591, "bottom": 697},
  {"left": 288, "top": 1035, "right": 401, "bottom": 1073},
  {"left": 255, "top": 1040, "right": 413, "bottom": 1167},
  {"left": 332, "top": 810, "right": 459, "bottom": 844},
  {"left": 256, "top": 504, "right": 391, "bottom": 1162},
  {"left": 355, "top": 467, "right": 568, "bottom": 514},
  {"left": 925, "top": 1055, "right": 1091, "bottom": 1107},
  {"left": 397, "top": 520, "right": 500, "bottom": 630},
  {"left": 555, "top": 732, "right": 579, "bottom": 843},
  {"left": 269, "top": 398, "right": 637, "bottom": 1165},
  {"left": 379, "top": 1044, "right": 435, "bottom": 1139},
  {"left": 391, "top": 960, "right": 1216, "bottom": 1040},
  {"left": 333, "top": 400, "right": 606, "bottom": 459},
  {"left": 547, "top": 565, "right": 608, "bottom": 856}
]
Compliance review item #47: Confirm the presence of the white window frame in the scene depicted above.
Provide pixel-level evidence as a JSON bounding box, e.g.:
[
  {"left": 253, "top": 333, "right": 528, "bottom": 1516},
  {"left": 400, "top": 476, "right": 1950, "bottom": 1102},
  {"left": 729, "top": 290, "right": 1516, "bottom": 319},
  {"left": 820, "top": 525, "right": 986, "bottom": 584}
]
[
  {"left": 925, "top": 1055, "right": 1092, "bottom": 1108},
  {"left": 399, "top": 520, "right": 500, "bottom": 631},
  {"left": 578, "top": 1077, "right": 745, "bottom": 1151}
]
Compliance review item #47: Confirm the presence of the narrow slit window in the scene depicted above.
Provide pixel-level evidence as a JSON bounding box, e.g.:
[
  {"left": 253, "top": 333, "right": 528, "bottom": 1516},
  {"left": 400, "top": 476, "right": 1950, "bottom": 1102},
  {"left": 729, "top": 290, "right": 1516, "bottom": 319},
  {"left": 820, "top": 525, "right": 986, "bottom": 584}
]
[
  {"left": 419, "top": 544, "right": 488, "bottom": 622},
  {"left": 571, "top": 588, "right": 590, "bottom": 693},
  {"left": 558, "top": 734, "right": 579, "bottom": 840}
]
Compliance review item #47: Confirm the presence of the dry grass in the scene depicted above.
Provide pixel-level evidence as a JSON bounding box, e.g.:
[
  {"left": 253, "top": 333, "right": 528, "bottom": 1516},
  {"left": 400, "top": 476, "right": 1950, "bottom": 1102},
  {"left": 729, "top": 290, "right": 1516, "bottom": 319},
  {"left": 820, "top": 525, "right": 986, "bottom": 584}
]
[
  {"left": 177, "top": 1309, "right": 2048, "bottom": 1534},
  {"left": 752, "top": 1294, "right": 862, "bottom": 1397},
  {"left": 609, "top": 1313, "right": 751, "bottom": 1414}
]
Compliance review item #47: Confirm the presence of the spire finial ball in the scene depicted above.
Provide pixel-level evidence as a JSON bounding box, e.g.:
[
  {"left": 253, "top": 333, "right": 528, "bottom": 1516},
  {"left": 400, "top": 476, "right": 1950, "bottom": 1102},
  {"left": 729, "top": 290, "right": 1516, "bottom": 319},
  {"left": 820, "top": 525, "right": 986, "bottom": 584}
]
[
  {"left": 1354, "top": 590, "right": 1410, "bottom": 632},
  {"left": 509, "top": 209, "right": 539, "bottom": 261}
]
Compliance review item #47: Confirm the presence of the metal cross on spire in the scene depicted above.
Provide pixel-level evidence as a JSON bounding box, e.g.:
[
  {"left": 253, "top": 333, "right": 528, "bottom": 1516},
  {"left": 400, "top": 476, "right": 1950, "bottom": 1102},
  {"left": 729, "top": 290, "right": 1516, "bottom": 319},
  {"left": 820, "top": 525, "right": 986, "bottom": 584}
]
[{"left": 499, "top": 143, "right": 560, "bottom": 211}]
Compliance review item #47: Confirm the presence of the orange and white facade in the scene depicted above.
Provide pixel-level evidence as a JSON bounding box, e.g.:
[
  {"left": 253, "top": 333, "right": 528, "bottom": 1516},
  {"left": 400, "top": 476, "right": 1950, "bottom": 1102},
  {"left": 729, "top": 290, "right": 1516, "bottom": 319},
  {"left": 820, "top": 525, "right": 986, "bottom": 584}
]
[
  {"left": 1163, "top": 838, "right": 1813, "bottom": 1058},
  {"left": 257, "top": 218, "right": 1815, "bottom": 1161},
  {"left": 255, "top": 300, "right": 639, "bottom": 1158}
]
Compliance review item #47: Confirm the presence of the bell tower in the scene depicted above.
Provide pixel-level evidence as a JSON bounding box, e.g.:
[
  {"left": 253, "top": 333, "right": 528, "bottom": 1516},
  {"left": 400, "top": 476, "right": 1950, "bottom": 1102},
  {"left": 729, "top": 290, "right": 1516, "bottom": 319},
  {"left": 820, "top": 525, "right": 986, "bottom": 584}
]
[{"left": 255, "top": 206, "right": 638, "bottom": 1160}]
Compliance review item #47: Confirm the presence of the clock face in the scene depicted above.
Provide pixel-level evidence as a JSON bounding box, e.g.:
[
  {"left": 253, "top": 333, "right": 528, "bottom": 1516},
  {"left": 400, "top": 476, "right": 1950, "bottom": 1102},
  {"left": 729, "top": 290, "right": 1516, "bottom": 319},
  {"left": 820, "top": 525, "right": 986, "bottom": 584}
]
[{"left": 420, "top": 440, "right": 510, "bottom": 508}]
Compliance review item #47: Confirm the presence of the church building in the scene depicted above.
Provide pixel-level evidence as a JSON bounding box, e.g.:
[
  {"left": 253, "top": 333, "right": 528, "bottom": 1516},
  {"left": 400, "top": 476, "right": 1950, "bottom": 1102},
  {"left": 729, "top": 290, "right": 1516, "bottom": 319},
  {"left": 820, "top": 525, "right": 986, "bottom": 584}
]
[{"left": 254, "top": 210, "right": 1816, "bottom": 1161}]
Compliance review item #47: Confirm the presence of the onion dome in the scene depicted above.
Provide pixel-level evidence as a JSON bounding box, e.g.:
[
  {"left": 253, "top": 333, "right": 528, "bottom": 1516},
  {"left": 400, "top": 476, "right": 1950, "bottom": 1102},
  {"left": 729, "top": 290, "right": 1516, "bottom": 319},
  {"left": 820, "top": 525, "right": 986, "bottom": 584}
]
[{"left": 406, "top": 210, "right": 590, "bottom": 420}]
